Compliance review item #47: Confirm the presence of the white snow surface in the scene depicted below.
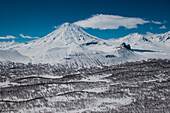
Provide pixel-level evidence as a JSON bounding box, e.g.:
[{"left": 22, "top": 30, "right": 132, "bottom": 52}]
[
  {"left": 0, "top": 23, "right": 170, "bottom": 66},
  {"left": 0, "top": 49, "right": 31, "bottom": 63}
]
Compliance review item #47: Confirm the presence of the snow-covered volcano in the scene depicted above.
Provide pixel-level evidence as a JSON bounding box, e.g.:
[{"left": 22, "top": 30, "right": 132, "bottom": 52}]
[
  {"left": 0, "top": 23, "right": 169, "bottom": 67},
  {"left": 16, "top": 23, "right": 138, "bottom": 66},
  {"left": 28, "top": 22, "right": 102, "bottom": 47}
]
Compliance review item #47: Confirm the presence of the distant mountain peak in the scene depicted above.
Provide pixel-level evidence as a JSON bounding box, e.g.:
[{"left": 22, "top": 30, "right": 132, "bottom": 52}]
[
  {"left": 29, "top": 22, "right": 101, "bottom": 48},
  {"left": 59, "top": 22, "right": 78, "bottom": 29},
  {"left": 62, "top": 22, "right": 70, "bottom": 25}
]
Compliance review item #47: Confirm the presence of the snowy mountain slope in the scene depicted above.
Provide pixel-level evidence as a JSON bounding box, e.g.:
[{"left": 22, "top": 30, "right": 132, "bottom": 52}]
[
  {"left": 0, "top": 49, "right": 31, "bottom": 63},
  {"left": 0, "top": 40, "right": 16, "bottom": 49},
  {"left": 29, "top": 41, "right": 140, "bottom": 66},
  {"left": 24, "top": 22, "right": 103, "bottom": 48},
  {"left": 107, "top": 31, "right": 170, "bottom": 59},
  {"left": 147, "top": 31, "right": 170, "bottom": 43},
  {"left": 7, "top": 23, "right": 108, "bottom": 61},
  {"left": 0, "top": 23, "right": 140, "bottom": 66},
  {"left": 108, "top": 31, "right": 170, "bottom": 50},
  {"left": 0, "top": 23, "right": 169, "bottom": 66}
]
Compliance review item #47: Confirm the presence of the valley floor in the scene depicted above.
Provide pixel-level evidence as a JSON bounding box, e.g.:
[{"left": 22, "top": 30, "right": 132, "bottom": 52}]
[{"left": 0, "top": 59, "right": 170, "bottom": 113}]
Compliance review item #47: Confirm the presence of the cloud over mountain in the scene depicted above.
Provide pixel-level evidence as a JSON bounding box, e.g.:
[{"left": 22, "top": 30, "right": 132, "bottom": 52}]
[
  {"left": 159, "top": 25, "right": 166, "bottom": 29},
  {"left": 20, "top": 34, "right": 39, "bottom": 39},
  {"left": 74, "top": 14, "right": 150, "bottom": 30},
  {"left": 151, "top": 20, "right": 162, "bottom": 24},
  {"left": 0, "top": 35, "right": 16, "bottom": 39}
]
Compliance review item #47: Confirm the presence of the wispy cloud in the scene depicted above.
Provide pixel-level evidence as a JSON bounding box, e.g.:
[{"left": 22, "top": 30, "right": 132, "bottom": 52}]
[
  {"left": 54, "top": 26, "right": 58, "bottom": 28},
  {"left": 74, "top": 14, "right": 150, "bottom": 30},
  {"left": 0, "top": 35, "right": 16, "bottom": 39},
  {"left": 20, "top": 34, "right": 39, "bottom": 39},
  {"left": 151, "top": 20, "right": 162, "bottom": 24},
  {"left": 159, "top": 25, "right": 166, "bottom": 29}
]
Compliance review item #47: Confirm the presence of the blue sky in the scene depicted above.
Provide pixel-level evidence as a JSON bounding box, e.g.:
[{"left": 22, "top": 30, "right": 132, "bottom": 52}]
[{"left": 0, "top": 0, "right": 170, "bottom": 42}]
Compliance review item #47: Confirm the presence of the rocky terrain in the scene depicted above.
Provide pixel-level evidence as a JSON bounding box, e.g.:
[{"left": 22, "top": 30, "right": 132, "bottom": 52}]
[{"left": 0, "top": 59, "right": 170, "bottom": 113}]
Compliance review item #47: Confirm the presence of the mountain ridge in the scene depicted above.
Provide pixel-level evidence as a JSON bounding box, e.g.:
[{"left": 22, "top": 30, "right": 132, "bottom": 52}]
[{"left": 0, "top": 23, "right": 170, "bottom": 67}]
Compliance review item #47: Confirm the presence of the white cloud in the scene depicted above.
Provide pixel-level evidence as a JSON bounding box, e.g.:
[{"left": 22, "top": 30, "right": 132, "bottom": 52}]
[
  {"left": 151, "top": 20, "right": 162, "bottom": 24},
  {"left": 159, "top": 25, "right": 166, "bottom": 29},
  {"left": 54, "top": 26, "right": 58, "bottom": 28},
  {"left": 74, "top": 14, "right": 150, "bottom": 30},
  {"left": 0, "top": 35, "right": 16, "bottom": 39},
  {"left": 20, "top": 34, "right": 39, "bottom": 39}
]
